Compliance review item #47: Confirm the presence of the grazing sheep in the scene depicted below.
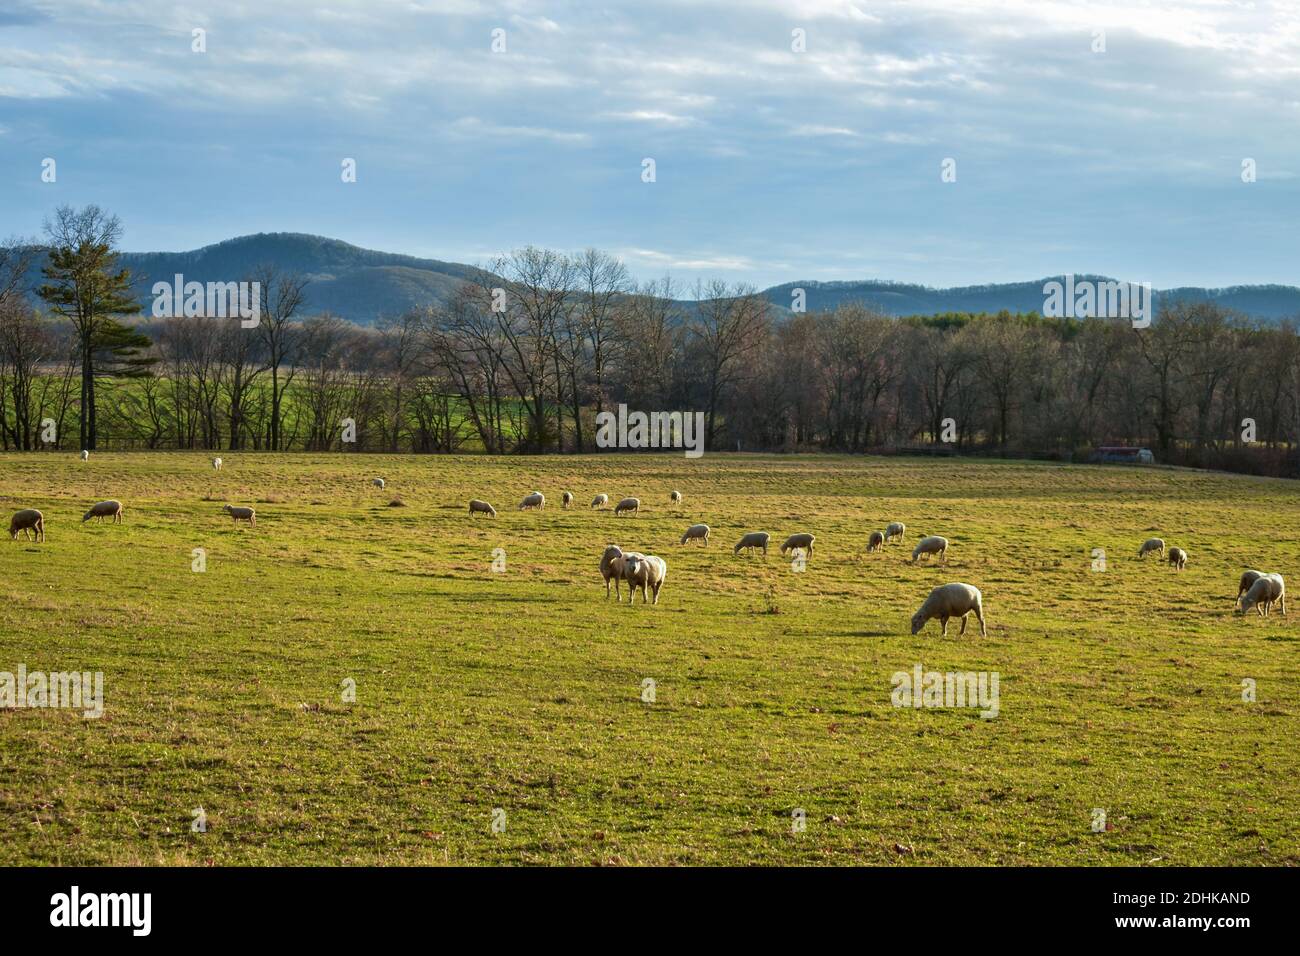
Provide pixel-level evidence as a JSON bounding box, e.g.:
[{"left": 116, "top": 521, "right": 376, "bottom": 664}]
[
  {"left": 80, "top": 450, "right": 89, "bottom": 461},
  {"left": 1167, "top": 547, "right": 1188, "bottom": 571},
  {"left": 9, "top": 509, "right": 44, "bottom": 542},
  {"left": 867, "top": 530, "right": 885, "bottom": 552},
  {"left": 212, "top": 457, "right": 222, "bottom": 471},
  {"left": 372, "top": 478, "right": 385, "bottom": 490},
  {"left": 614, "top": 496, "right": 640, "bottom": 516},
  {"left": 591, "top": 494, "right": 609, "bottom": 509},
  {"left": 82, "top": 500, "right": 123, "bottom": 524},
  {"left": 1238, "top": 573, "right": 1286, "bottom": 617},
  {"left": 1236, "top": 569, "right": 1265, "bottom": 608},
  {"left": 562, "top": 491, "right": 574, "bottom": 509},
  {"left": 519, "top": 491, "right": 545, "bottom": 511},
  {"left": 469, "top": 499, "right": 497, "bottom": 518},
  {"left": 911, "top": 583, "right": 986, "bottom": 637},
  {"left": 780, "top": 532, "right": 815, "bottom": 559},
  {"left": 1138, "top": 537, "right": 1165, "bottom": 559},
  {"left": 622, "top": 553, "right": 667, "bottom": 605},
  {"left": 222, "top": 504, "right": 256, "bottom": 526},
  {"left": 670, "top": 490, "right": 682, "bottom": 506},
  {"left": 734, "top": 531, "right": 770, "bottom": 556},
  {"left": 885, "top": 522, "right": 906, "bottom": 544},
  {"left": 680, "top": 523, "right": 710, "bottom": 546},
  {"left": 911, "top": 535, "right": 949, "bottom": 564}
]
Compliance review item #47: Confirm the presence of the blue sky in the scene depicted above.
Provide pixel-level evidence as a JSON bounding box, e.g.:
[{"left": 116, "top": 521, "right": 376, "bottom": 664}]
[{"left": 2, "top": 0, "right": 1297, "bottom": 289}]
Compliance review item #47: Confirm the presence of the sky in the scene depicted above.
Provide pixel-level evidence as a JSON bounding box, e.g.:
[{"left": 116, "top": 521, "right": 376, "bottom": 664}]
[{"left": 2, "top": 0, "right": 1298, "bottom": 289}]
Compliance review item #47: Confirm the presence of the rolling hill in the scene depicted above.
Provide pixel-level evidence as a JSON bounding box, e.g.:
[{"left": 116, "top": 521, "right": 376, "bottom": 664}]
[{"left": 24, "top": 232, "right": 1300, "bottom": 325}]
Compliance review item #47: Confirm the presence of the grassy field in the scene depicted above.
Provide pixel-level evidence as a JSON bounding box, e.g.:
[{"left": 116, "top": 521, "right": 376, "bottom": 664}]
[{"left": 0, "top": 451, "right": 1296, "bottom": 866}]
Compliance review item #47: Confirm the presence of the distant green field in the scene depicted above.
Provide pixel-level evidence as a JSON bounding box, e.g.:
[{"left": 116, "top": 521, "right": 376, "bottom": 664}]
[{"left": 0, "top": 452, "right": 1296, "bottom": 865}]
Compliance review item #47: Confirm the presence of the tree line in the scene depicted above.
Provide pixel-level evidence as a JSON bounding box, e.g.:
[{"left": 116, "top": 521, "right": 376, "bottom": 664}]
[{"left": 3, "top": 205, "right": 1300, "bottom": 475}]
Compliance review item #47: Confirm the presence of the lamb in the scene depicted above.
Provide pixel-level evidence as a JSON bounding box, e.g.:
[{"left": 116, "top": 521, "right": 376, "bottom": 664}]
[
  {"left": 669, "top": 490, "right": 682, "bottom": 506},
  {"left": 9, "top": 509, "right": 44, "bottom": 542},
  {"left": 780, "top": 532, "right": 815, "bottom": 559},
  {"left": 1236, "top": 569, "right": 1265, "bottom": 608},
  {"left": 1138, "top": 537, "right": 1165, "bottom": 559},
  {"left": 212, "top": 457, "right": 222, "bottom": 471},
  {"left": 372, "top": 478, "right": 385, "bottom": 489},
  {"left": 867, "top": 530, "right": 885, "bottom": 552},
  {"left": 733, "top": 531, "right": 770, "bottom": 556},
  {"left": 911, "top": 583, "right": 986, "bottom": 637},
  {"left": 1238, "top": 573, "right": 1286, "bottom": 617},
  {"left": 562, "top": 491, "right": 574, "bottom": 509},
  {"left": 222, "top": 504, "right": 256, "bottom": 526},
  {"left": 911, "top": 535, "right": 949, "bottom": 564},
  {"left": 885, "top": 522, "right": 905, "bottom": 544},
  {"left": 622, "top": 553, "right": 667, "bottom": 605},
  {"left": 680, "top": 523, "right": 710, "bottom": 546},
  {"left": 518, "top": 491, "right": 545, "bottom": 511},
  {"left": 80, "top": 450, "right": 89, "bottom": 461},
  {"left": 614, "top": 497, "right": 640, "bottom": 516},
  {"left": 591, "top": 494, "right": 609, "bottom": 509},
  {"left": 1167, "top": 547, "right": 1188, "bottom": 571},
  {"left": 82, "top": 500, "right": 123, "bottom": 524},
  {"left": 468, "top": 499, "right": 497, "bottom": 518}
]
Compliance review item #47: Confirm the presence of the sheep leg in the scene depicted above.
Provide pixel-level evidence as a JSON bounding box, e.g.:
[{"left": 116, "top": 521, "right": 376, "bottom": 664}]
[
  {"left": 1281, "top": 594, "right": 1287, "bottom": 616},
  {"left": 959, "top": 614, "right": 968, "bottom": 636},
  {"left": 940, "top": 616, "right": 949, "bottom": 637},
  {"left": 977, "top": 606, "right": 986, "bottom": 636},
  {"left": 652, "top": 583, "right": 661, "bottom": 604}
]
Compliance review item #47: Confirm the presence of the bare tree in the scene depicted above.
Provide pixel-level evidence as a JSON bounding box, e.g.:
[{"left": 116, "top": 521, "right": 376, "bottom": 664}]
[
  {"left": 253, "top": 266, "right": 308, "bottom": 450},
  {"left": 687, "top": 279, "right": 771, "bottom": 449}
]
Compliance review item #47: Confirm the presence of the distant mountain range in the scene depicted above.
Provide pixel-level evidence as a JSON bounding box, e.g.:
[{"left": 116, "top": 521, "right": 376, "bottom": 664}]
[{"left": 26, "top": 233, "right": 1300, "bottom": 325}]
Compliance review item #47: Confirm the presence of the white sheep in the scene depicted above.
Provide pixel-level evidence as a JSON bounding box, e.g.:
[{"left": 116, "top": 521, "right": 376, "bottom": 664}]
[
  {"left": 591, "top": 494, "right": 609, "bottom": 509},
  {"left": 911, "top": 535, "right": 949, "bottom": 564},
  {"left": 372, "top": 478, "right": 385, "bottom": 490},
  {"left": 680, "top": 523, "right": 710, "bottom": 546},
  {"left": 519, "top": 491, "right": 545, "bottom": 511},
  {"left": 9, "top": 509, "right": 44, "bottom": 542},
  {"left": 780, "top": 532, "right": 815, "bottom": 559},
  {"left": 562, "top": 491, "right": 574, "bottom": 509},
  {"left": 80, "top": 450, "right": 89, "bottom": 461},
  {"left": 885, "top": 522, "right": 905, "bottom": 544},
  {"left": 734, "top": 531, "right": 770, "bottom": 556},
  {"left": 1236, "top": 569, "right": 1265, "bottom": 608},
  {"left": 614, "top": 496, "right": 640, "bottom": 516},
  {"left": 1167, "top": 546, "right": 1188, "bottom": 571},
  {"left": 911, "top": 583, "right": 986, "bottom": 637},
  {"left": 669, "top": 490, "right": 682, "bottom": 506},
  {"left": 469, "top": 499, "right": 497, "bottom": 518},
  {"left": 1138, "top": 537, "right": 1165, "bottom": 559},
  {"left": 867, "top": 530, "right": 885, "bottom": 552},
  {"left": 222, "top": 504, "right": 256, "bottom": 526},
  {"left": 82, "top": 500, "right": 123, "bottom": 524},
  {"left": 601, "top": 545, "right": 643, "bottom": 602},
  {"left": 212, "top": 457, "right": 222, "bottom": 471},
  {"left": 600, "top": 546, "right": 631, "bottom": 598},
  {"left": 1238, "top": 573, "right": 1286, "bottom": 617},
  {"left": 622, "top": 553, "right": 667, "bottom": 605}
]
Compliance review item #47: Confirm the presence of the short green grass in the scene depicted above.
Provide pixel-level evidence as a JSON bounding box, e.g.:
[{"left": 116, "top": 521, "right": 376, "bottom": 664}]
[{"left": 0, "top": 452, "right": 1296, "bottom": 865}]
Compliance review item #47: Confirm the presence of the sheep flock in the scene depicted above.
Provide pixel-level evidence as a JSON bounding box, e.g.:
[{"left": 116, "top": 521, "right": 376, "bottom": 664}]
[{"left": 4, "top": 453, "right": 1288, "bottom": 635}]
